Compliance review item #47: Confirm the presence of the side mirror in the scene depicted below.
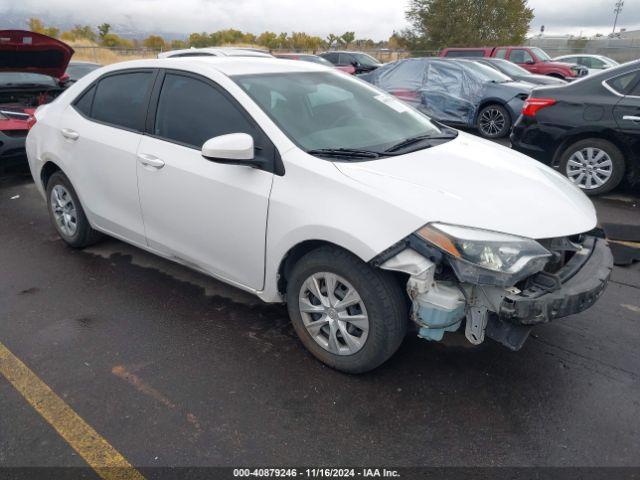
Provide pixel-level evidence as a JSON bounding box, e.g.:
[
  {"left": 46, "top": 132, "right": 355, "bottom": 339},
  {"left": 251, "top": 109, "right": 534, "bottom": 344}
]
[
  {"left": 351, "top": 60, "right": 360, "bottom": 68},
  {"left": 202, "top": 133, "right": 265, "bottom": 168}
]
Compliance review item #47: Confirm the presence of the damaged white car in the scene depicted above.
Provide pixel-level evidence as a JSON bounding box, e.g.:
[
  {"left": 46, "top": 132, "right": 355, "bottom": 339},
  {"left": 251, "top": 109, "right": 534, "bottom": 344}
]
[{"left": 26, "top": 58, "right": 613, "bottom": 373}]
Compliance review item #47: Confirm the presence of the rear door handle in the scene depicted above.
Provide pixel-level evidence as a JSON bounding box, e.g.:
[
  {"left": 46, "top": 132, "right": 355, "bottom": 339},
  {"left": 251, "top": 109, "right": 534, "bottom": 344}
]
[
  {"left": 137, "top": 153, "right": 165, "bottom": 169},
  {"left": 61, "top": 128, "right": 79, "bottom": 141},
  {"left": 622, "top": 115, "right": 640, "bottom": 122}
]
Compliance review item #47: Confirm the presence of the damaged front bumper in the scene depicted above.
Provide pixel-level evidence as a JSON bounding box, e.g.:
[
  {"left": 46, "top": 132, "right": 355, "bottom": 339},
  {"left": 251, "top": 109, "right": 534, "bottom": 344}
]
[{"left": 379, "top": 235, "right": 613, "bottom": 351}]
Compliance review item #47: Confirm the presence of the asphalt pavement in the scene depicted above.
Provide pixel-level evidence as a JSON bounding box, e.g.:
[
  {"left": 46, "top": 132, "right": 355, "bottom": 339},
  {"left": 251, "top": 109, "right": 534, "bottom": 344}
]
[{"left": 1, "top": 169, "right": 639, "bottom": 474}]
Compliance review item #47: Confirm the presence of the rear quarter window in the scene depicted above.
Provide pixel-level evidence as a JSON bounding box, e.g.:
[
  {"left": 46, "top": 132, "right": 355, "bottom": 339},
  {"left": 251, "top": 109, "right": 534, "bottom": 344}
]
[{"left": 605, "top": 71, "right": 640, "bottom": 95}]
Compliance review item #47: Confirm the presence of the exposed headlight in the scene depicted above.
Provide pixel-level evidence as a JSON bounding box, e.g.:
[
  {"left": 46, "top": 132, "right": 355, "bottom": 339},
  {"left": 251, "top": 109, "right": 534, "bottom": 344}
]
[{"left": 416, "top": 223, "right": 552, "bottom": 287}]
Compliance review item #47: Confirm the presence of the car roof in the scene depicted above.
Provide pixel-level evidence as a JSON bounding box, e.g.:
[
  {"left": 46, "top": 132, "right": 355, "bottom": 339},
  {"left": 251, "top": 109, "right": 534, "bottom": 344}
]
[
  {"left": 158, "top": 47, "right": 272, "bottom": 58},
  {"left": 98, "top": 56, "right": 330, "bottom": 77}
]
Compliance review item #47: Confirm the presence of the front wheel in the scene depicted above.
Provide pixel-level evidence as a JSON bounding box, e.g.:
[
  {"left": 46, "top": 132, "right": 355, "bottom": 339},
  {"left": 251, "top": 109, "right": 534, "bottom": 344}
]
[
  {"left": 477, "top": 104, "right": 511, "bottom": 139},
  {"left": 559, "top": 139, "right": 625, "bottom": 196},
  {"left": 286, "top": 246, "right": 408, "bottom": 374}
]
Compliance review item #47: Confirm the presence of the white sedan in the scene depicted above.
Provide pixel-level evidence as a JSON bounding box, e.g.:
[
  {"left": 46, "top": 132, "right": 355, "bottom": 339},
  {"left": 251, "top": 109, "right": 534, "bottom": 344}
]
[
  {"left": 26, "top": 57, "right": 613, "bottom": 373},
  {"left": 553, "top": 54, "right": 619, "bottom": 75}
]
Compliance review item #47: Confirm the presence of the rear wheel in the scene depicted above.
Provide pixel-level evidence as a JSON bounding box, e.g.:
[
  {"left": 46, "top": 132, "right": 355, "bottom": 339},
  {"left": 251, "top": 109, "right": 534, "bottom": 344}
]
[
  {"left": 559, "top": 139, "right": 625, "bottom": 196},
  {"left": 46, "top": 171, "right": 103, "bottom": 248},
  {"left": 477, "top": 104, "right": 511, "bottom": 139},
  {"left": 286, "top": 246, "right": 407, "bottom": 373}
]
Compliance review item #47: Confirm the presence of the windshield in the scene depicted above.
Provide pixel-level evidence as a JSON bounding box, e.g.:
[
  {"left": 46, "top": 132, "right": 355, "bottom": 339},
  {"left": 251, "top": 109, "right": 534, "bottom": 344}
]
[
  {"left": 488, "top": 59, "right": 529, "bottom": 76},
  {"left": 0, "top": 72, "right": 58, "bottom": 87},
  {"left": 531, "top": 47, "right": 551, "bottom": 61},
  {"left": 460, "top": 61, "right": 511, "bottom": 82},
  {"left": 234, "top": 71, "right": 444, "bottom": 156},
  {"left": 352, "top": 53, "right": 381, "bottom": 67}
]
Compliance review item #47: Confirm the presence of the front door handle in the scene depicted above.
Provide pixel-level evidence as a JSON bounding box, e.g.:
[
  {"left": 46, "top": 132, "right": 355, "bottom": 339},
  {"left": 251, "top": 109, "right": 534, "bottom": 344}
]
[
  {"left": 622, "top": 115, "right": 640, "bottom": 122},
  {"left": 61, "top": 128, "right": 79, "bottom": 141},
  {"left": 137, "top": 153, "right": 165, "bottom": 169}
]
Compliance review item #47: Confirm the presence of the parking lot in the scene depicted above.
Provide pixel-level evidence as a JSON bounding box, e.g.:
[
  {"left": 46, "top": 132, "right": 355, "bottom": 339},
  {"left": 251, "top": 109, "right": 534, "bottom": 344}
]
[{"left": 1, "top": 158, "right": 639, "bottom": 475}]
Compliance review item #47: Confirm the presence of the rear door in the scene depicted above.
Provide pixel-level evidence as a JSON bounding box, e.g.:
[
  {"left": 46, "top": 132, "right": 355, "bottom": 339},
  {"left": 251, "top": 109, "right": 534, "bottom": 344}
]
[
  {"left": 59, "top": 69, "right": 156, "bottom": 245},
  {"left": 135, "top": 70, "right": 274, "bottom": 290},
  {"left": 612, "top": 70, "right": 640, "bottom": 134}
]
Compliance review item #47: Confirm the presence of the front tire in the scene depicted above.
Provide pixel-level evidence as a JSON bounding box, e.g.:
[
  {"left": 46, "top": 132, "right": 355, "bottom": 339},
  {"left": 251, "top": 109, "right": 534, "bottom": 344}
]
[
  {"left": 286, "top": 246, "right": 408, "bottom": 374},
  {"left": 477, "top": 104, "right": 511, "bottom": 139},
  {"left": 46, "top": 171, "right": 103, "bottom": 248},
  {"left": 559, "top": 139, "right": 625, "bottom": 196}
]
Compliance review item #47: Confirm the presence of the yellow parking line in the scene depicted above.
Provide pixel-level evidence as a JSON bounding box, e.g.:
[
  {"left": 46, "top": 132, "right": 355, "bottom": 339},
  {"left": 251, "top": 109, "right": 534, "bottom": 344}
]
[{"left": 0, "top": 341, "right": 145, "bottom": 480}]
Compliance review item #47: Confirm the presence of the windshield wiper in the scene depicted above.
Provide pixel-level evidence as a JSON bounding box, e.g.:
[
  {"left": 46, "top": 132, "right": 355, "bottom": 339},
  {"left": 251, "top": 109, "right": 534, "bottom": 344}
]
[
  {"left": 384, "top": 134, "right": 456, "bottom": 153},
  {"left": 306, "top": 148, "right": 382, "bottom": 159}
]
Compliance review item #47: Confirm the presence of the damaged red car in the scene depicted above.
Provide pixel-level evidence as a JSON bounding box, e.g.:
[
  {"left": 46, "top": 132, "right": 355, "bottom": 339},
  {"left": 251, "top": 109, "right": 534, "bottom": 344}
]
[{"left": 0, "top": 30, "right": 73, "bottom": 170}]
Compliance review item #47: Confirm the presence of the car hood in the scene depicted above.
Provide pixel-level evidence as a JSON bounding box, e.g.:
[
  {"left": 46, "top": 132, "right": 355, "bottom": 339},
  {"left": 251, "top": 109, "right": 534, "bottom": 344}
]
[
  {"left": 334, "top": 132, "right": 597, "bottom": 240},
  {"left": 0, "top": 30, "right": 74, "bottom": 78}
]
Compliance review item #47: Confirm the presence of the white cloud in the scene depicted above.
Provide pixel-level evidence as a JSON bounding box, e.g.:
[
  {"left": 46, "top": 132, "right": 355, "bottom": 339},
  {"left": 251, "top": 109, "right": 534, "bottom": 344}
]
[{"left": 2, "top": 0, "right": 638, "bottom": 40}]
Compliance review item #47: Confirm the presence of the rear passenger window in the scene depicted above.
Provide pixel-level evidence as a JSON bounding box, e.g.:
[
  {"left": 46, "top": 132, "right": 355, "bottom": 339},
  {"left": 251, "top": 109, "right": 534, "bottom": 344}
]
[
  {"left": 606, "top": 71, "right": 639, "bottom": 95},
  {"left": 91, "top": 72, "right": 153, "bottom": 131},
  {"left": 154, "top": 73, "right": 255, "bottom": 148},
  {"left": 74, "top": 85, "right": 95, "bottom": 116},
  {"left": 494, "top": 49, "right": 507, "bottom": 59}
]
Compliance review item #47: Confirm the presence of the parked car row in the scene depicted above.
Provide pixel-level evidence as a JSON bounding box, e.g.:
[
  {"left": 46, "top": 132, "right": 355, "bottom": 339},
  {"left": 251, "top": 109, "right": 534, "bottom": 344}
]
[{"left": 440, "top": 46, "right": 589, "bottom": 81}]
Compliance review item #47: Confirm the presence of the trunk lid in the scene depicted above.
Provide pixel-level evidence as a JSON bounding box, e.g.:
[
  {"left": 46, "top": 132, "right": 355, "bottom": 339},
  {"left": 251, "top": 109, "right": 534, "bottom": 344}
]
[{"left": 0, "top": 30, "right": 74, "bottom": 79}]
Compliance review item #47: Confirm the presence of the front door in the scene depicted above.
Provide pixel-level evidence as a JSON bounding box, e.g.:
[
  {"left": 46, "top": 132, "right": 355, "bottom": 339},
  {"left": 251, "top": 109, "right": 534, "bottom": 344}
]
[{"left": 136, "top": 71, "right": 274, "bottom": 290}]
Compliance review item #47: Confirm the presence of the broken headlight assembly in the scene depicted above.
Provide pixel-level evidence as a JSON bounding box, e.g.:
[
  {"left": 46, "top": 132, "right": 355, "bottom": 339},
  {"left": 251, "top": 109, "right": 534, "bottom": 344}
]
[{"left": 416, "top": 223, "right": 552, "bottom": 287}]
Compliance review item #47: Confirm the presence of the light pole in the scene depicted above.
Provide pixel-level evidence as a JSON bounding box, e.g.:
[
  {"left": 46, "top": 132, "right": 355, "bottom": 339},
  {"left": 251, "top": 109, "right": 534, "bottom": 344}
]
[{"left": 612, "top": 0, "right": 624, "bottom": 35}]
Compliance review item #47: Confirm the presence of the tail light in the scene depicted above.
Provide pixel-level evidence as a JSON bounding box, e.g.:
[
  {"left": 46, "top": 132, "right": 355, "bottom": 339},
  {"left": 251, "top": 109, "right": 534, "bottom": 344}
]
[{"left": 522, "top": 97, "right": 556, "bottom": 117}]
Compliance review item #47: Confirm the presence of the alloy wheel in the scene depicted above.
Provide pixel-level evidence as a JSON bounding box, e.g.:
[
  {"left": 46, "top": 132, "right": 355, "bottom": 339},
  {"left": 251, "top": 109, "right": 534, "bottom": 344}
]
[
  {"left": 479, "top": 107, "right": 506, "bottom": 137},
  {"left": 50, "top": 185, "right": 78, "bottom": 237},
  {"left": 565, "top": 147, "right": 613, "bottom": 190},
  {"left": 298, "top": 272, "right": 369, "bottom": 356}
]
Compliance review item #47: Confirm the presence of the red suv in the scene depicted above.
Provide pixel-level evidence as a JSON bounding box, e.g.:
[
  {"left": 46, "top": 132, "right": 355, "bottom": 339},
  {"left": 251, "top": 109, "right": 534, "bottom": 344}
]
[{"left": 440, "top": 46, "right": 588, "bottom": 81}]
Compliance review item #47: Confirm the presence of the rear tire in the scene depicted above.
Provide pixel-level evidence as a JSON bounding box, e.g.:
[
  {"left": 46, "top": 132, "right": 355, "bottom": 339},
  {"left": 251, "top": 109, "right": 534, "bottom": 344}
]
[
  {"left": 477, "top": 104, "right": 511, "bottom": 139},
  {"left": 286, "top": 246, "right": 407, "bottom": 374},
  {"left": 46, "top": 171, "right": 103, "bottom": 248},
  {"left": 558, "top": 139, "right": 625, "bottom": 196}
]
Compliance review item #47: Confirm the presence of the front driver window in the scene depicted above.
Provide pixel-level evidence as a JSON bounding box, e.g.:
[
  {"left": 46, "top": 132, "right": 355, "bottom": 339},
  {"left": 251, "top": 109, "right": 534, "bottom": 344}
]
[
  {"left": 510, "top": 49, "right": 533, "bottom": 64},
  {"left": 154, "top": 73, "right": 255, "bottom": 148}
]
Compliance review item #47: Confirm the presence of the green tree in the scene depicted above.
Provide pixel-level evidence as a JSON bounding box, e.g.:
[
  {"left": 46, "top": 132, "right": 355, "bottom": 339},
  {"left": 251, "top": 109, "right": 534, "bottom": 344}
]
[
  {"left": 28, "top": 18, "right": 59, "bottom": 38},
  {"left": 340, "top": 31, "right": 355, "bottom": 48},
  {"left": 100, "top": 33, "right": 133, "bottom": 48},
  {"left": 405, "top": 0, "right": 533, "bottom": 52},
  {"left": 143, "top": 35, "right": 166, "bottom": 50},
  {"left": 257, "top": 31, "right": 279, "bottom": 49},
  {"left": 188, "top": 32, "right": 211, "bottom": 47},
  {"left": 170, "top": 39, "right": 188, "bottom": 49},
  {"left": 97, "top": 23, "right": 111, "bottom": 39},
  {"left": 71, "top": 25, "right": 96, "bottom": 41},
  {"left": 325, "top": 33, "right": 340, "bottom": 48}
]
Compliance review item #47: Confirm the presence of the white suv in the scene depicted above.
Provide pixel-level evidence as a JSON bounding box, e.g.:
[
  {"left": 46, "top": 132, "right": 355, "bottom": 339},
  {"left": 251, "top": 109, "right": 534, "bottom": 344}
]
[{"left": 26, "top": 58, "right": 613, "bottom": 373}]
